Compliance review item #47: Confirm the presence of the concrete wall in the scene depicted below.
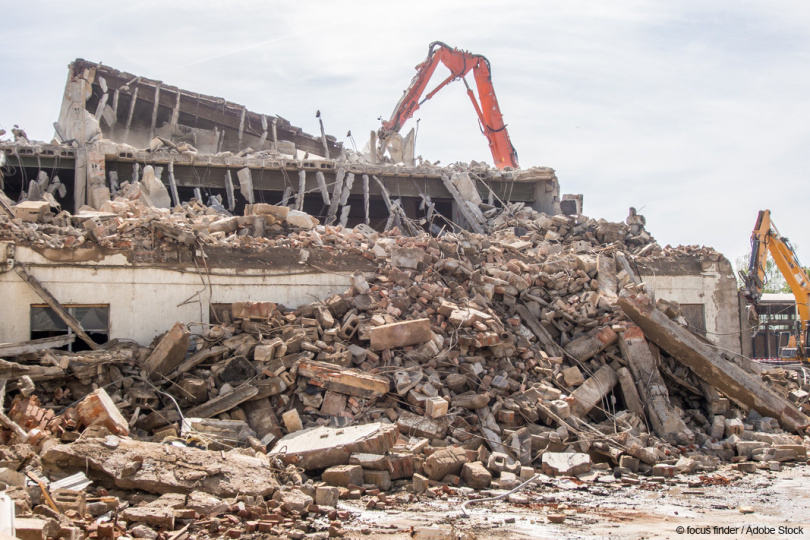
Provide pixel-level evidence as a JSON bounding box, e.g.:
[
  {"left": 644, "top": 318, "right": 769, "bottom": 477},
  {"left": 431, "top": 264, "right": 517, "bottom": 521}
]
[
  {"left": 0, "top": 246, "right": 354, "bottom": 346},
  {"left": 638, "top": 256, "right": 743, "bottom": 354}
]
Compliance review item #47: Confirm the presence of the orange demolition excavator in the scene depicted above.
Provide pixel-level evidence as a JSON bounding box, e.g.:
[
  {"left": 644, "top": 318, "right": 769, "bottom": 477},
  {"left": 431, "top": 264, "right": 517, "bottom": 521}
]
[{"left": 378, "top": 41, "right": 519, "bottom": 169}]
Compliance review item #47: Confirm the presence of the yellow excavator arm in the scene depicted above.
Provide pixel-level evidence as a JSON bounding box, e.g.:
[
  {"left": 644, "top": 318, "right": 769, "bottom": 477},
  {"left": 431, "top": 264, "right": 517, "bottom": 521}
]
[{"left": 744, "top": 210, "right": 810, "bottom": 360}]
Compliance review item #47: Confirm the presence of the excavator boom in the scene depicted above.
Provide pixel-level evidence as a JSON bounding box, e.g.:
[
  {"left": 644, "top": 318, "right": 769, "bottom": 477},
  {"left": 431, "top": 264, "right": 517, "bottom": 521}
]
[{"left": 379, "top": 41, "right": 519, "bottom": 169}]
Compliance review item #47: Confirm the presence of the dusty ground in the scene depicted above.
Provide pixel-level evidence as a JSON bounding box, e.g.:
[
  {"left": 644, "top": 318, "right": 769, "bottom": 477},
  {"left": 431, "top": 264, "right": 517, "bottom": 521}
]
[{"left": 338, "top": 464, "right": 810, "bottom": 539}]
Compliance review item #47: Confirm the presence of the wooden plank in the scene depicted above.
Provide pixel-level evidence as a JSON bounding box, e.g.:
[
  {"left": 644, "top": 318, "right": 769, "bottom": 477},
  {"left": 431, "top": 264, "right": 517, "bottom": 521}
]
[
  {"left": 0, "top": 335, "right": 76, "bottom": 357},
  {"left": 618, "top": 290, "right": 810, "bottom": 433},
  {"left": 13, "top": 265, "right": 99, "bottom": 350}
]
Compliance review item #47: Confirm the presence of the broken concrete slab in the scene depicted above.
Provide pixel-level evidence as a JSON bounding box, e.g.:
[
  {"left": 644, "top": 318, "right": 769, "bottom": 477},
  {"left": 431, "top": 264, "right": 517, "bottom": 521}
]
[
  {"left": 423, "top": 447, "right": 468, "bottom": 481},
  {"left": 142, "top": 322, "right": 190, "bottom": 381},
  {"left": 569, "top": 365, "right": 618, "bottom": 418},
  {"left": 619, "top": 325, "right": 693, "bottom": 445},
  {"left": 461, "top": 461, "right": 492, "bottom": 489},
  {"left": 268, "top": 423, "right": 398, "bottom": 470},
  {"left": 322, "top": 464, "right": 363, "bottom": 487},
  {"left": 41, "top": 437, "right": 278, "bottom": 497},
  {"left": 564, "top": 326, "right": 617, "bottom": 362}
]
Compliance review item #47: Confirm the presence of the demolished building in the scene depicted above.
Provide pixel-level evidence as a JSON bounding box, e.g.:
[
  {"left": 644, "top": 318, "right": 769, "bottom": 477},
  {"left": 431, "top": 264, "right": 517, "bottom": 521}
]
[{"left": 0, "top": 59, "right": 807, "bottom": 540}]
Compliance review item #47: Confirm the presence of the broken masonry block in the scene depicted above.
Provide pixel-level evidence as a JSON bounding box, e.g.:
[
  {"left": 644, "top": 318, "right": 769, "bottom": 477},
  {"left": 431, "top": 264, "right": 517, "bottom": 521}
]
[
  {"left": 498, "top": 471, "right": 519, "bottom": 490},
  {"left": 423, "top": 447, "right": 468, "bottom": 481},
  {"left": 413, "top": 473, "right": 429, "bottom": 494},
  {"left": 272, "top": 489, "right": 313, "bottom": 514},
  {"left": 282, "top": 409, "right": 303, "bottom": 433},
  {"left": 14, "top": 517, "right": 60, "bottom": 540},
  {"left": 247, "top": 203, "right": 289, "bottom": 220},
  {"left": 391, "top": 247, "right": 424, "bottom": 270},
  {"left": 122, "top": 505, "right": 175, "bottom": 529},
  {"left": 179, "top": 378, "right": 208, "bottom": 404},
  {"left": 295, "top": 360, "right": 389, "bottom": 399},
  {"left": 75, "top": 387, "right": 129, "bottom": 436},
  {"left": 13, "top": 200, "right": 51, "bottom": 223},
  {"left": 461, "top": 461, "right": 492, "bottom": 489},
  {"left": 451, "top": 393, "right": 490, "bottom": 410},
  {"left": 322, "top": 464, "right": 363, "bottom": 487},
  {"left": 388, "top": 452, "right": 415, "bottom": 480},
  {"left": 315, "top": 486, "right": 339, "bottom": 507},
  {"left": 651, "top": 464, "right": 676, "bottom": 478},
  {"left": 232, "top": 301, "right": 276, "bottom": 320},
  {"left": 541, "top": 452, "right": 592, "bottom": 476},
  {"left": 349, "top": 453, "right": 390, "bottom": 470},
  {"left": 425, "top": 396, "right": 449, "bottom": 418},
  {"left": 320, "top": 391, "right": 348, "bottom": 417},
  {"left": 142, "top": 322, "right": 190, "bottom": 381},
  {"left": 363, "top": 469, "right": 392, "bottom": 491},
  {"left": 561, "top": 366, "right": 584, "bottom": 387},
  {"left": 487, "top": 452, "right": 520, "bottom": 475},
  {"left": 369, "top": 318, "right": 434, "bottom": 351},
  {"left": 9, "top": 396, "right": 54, "bottom": 431}
]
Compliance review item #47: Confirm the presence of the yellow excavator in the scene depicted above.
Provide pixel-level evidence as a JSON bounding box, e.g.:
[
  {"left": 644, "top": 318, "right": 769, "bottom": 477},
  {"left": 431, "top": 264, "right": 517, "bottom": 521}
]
[{"left": 742, "top": 209, "right": 810, "bottom": 362}]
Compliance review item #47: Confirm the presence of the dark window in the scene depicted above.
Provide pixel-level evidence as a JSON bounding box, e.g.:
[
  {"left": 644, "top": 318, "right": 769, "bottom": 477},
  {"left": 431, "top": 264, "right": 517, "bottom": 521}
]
[
  {"left": 209, "top": 303, "right": 233, "bottom": 325},
  {"left": 30, "top": 304, "right": 109, "bottom": 352},
  {"left": 680, "top": 304, "right": 706, "bottom": 337}
]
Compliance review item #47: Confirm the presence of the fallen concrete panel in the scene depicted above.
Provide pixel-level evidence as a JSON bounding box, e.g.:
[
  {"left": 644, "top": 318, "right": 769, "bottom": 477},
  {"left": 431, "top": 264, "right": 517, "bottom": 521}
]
[
  {"left": 569, "top": 365, "right": 618, "bottom": 418},
  {"left": 41, "top": 437, "right": 278, "bottom": 497},
  {"left": 619, "top": 324, "right": 693, "bottom": 444},
  {"left": 268, "top": 423, "right": 398, "bottom": 470},
  {"left": 618, "top": 290, "right": 810, "bottom": 433},
  {"left": 143, "top": 322, "right": 190, "bottom": 381},
  {"left": 564, "top": 326, "right": 617, "bottom": 362}
]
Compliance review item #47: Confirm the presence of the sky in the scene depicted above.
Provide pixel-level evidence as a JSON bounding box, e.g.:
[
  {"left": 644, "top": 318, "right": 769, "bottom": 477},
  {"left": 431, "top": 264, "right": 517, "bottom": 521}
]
[{"left": 2, "top": 0, "right": 809, "bottom": 268}]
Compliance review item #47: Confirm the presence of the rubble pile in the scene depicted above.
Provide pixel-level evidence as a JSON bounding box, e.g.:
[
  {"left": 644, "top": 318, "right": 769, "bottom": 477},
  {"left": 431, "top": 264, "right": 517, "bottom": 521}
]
[{"left": 1, "top": 193, "right": 809, "bottom": 540}]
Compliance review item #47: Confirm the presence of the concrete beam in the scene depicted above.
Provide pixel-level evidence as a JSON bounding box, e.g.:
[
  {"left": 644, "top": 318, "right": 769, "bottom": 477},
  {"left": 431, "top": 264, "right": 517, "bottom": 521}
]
[{"left": 618, "top": 290, "right": 810, "bottom": 434}]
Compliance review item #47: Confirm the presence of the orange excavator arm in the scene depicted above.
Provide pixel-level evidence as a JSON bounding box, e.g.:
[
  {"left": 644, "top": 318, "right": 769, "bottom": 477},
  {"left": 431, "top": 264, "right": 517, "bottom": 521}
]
[{"left": 379, "top": 41, "right": 519, "bottom": 169}]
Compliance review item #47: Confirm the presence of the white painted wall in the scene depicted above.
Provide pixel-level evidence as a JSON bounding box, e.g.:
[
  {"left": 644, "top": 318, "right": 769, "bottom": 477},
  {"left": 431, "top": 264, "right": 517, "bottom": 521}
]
[
  {"left": 0, "top": 246, "right": 354, "bottom": 345},
  {"left": 639, "top": 260, "right": 742, "bottom": 354}
]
